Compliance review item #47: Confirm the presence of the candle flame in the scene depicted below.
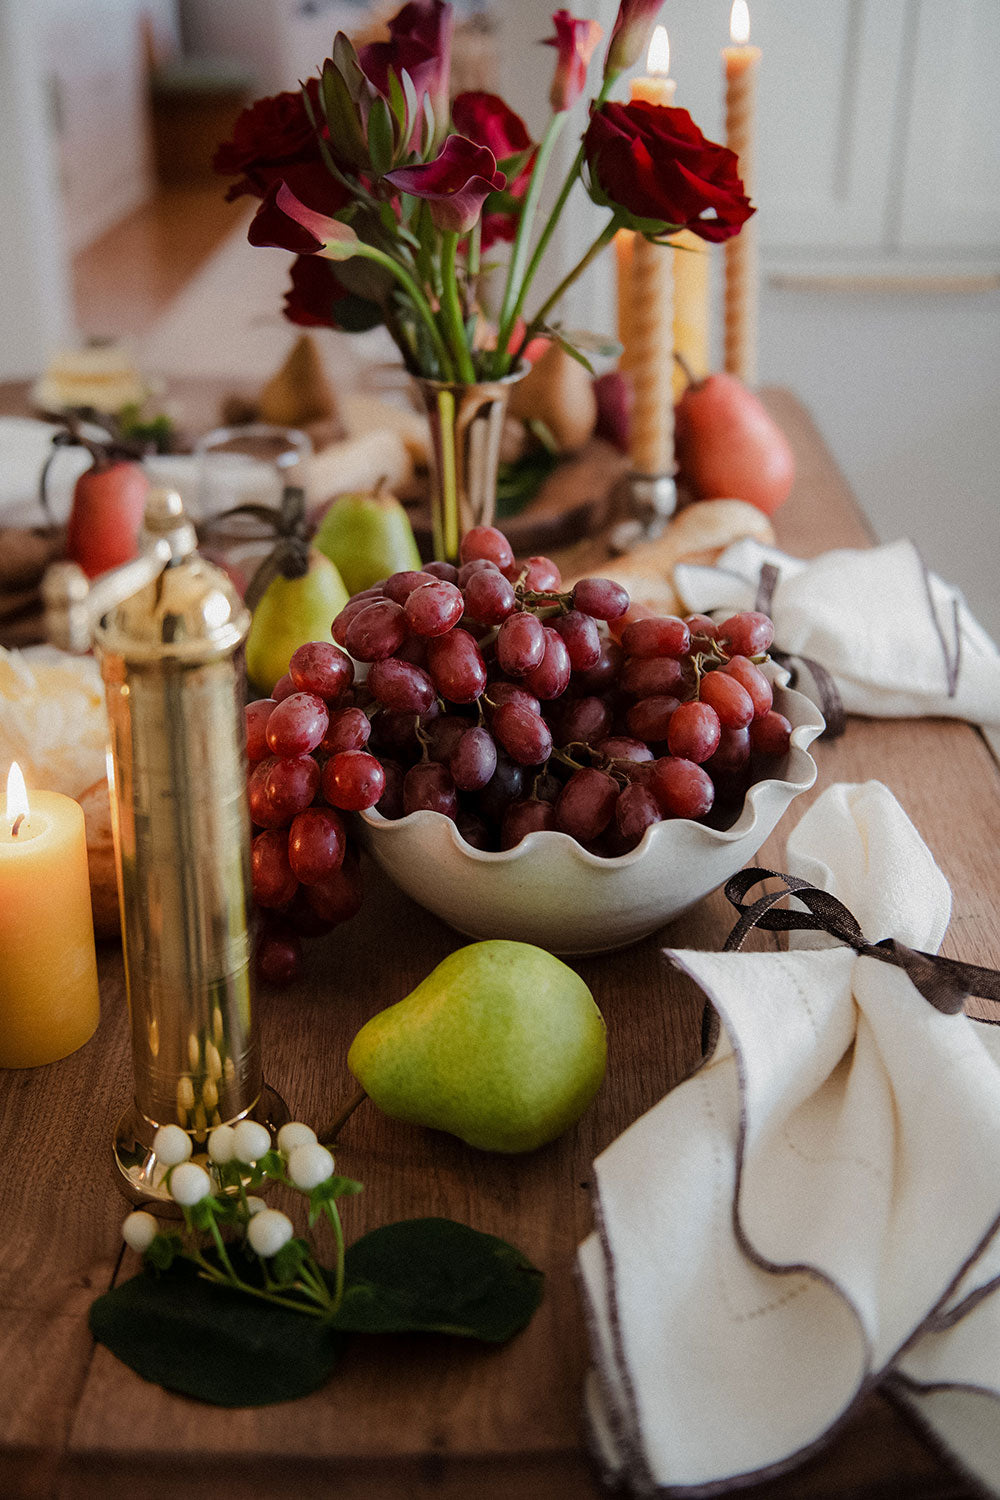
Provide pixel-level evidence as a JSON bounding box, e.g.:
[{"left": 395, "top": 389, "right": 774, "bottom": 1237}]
[
  {"left": 5, "top": 762, "right": 29, "bottom": 827},
  {"left": 730, "top": 0, "right": 750, "bottom": 46},
  {"left": 646, "top": 24, "right": 670, "bottom": 77}
]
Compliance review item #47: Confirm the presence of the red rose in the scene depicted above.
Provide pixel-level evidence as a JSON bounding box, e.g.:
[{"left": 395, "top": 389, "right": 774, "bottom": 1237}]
[
  {"left": 544, "top": 11, "right": 603, "bottom": 113},
  {"left": 584, "top": 100, "right": 754, "bottom": 243},
  {"left": 385, "top": 135, "right": 505, "bottom": 235},
  {"left": 604, "top": 0, "right": 664, "bottom": 77},
  {"left": 451, "top": 92, "right": 533, "bottom": 248},
  {"left": 359, "top": 0, "right": 453, "bottom": 140},
  {"left": 214, "top": 82, "right": 322, "bottom": 202},
  {"left": 283, "top": 256, "right": 382, "bottom": 333}
]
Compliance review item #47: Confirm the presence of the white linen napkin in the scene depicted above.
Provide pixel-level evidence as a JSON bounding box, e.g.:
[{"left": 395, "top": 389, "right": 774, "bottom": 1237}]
[
  {"left": 674, "top": 538, "right": 1000, "bottom": 737},
  {"left": 579, "top": 780, "right": 1000, "bottom": 1496}
]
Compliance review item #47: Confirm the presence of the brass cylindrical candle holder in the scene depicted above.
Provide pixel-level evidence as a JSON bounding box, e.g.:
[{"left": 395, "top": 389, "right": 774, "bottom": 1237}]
[{"left": 45, "top": 488, "right": 287, "bottom": 1202}]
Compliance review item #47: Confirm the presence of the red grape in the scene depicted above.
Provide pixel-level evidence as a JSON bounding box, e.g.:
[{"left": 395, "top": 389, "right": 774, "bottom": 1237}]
[
  {"left": 553, "top": 695, "right": 612, "bottom": 748},
  {"left": 321, "top": 706, "right": 371, "bottom": 755},
  {"left": 289, "top": 641, "right": 354, "bottom": 701},
  {"left": 245, "top": 699, "right": 276, "bottom": 762},
  {"left": 256, "top": 922, "right": 301, "bottom": 986},
  {"left": 450, "top": 725, "right": 499, "bottom": 789},
  {"left": 460, "top": 524, "right": 514, "bottom": 570},
  {"left": 456, "top": 810, "right": 492, "bottom": 849},
  {"left": 718, "top": 611, "right": 775, "bottom": 658},
  {"left": 248, "top": 757, "right": 281, "bottom": 828},
  {"left": 496, "top": 612, "right": 546, "bottom": 676},
  {"left": 573, "top": 638, "right": 624, "bottom": 694},
  {"left": 554, "top": 610, "right": 601, "bottom": 671},
  {"left": 486, "top": 681, "right": 541, "bottom": 716},
  {"left": 722, "top": 656, "right": 773, "bottom": 719},
  {"left": 382, "top": 569, "right": 437, "bottom": 605},
  {"left": 621, "top": 655, "right": 683, "bottom": 698},
  {"left": 272, "top": 673, "right": 295, "bottom": 702},
  {"left": 251, "top": 830, "right": 298, "bottom": 908},
  {"left": 750, "top": 710, "right": 792, "bottom": 757},
  {"left": 501, "top": 798, "right": 557, "bottom": 849},
  {"left": 344, "top": 599, "right": 408, "bottom": 661},
  {"left": 367, "top": 657, "right": 437, "bottom": 715},
  {"left": 287, "top": 807, "right": 347, "bottom": 884},
  {"left": 571, "top": 577, "right": 630, "bottom": 622},
  {"left": 621, "top": 615, "right": 690, "bottom": 659},
  {"left": 375, "top": 758, "right": 405, "bottom": 818},
  {"left": 424, "top": 560, "right": 459, "bottom": 583},
  {"left": 404, "top": 579, "right": 465, "bottom": 636},
  {"left": 477, "top": 752, "right": 527, "bottom": 824},
  {"left": 556, "top": 769, "right": 619, "bottom": 842},
  {"left": 492, "top": 702, "right": 553, "bottom": 766},
  {"left": 426, "top": 629, "right": 487, "bottom": 703},
  {"left": 305, "top": 848, "right": 362, "bottom": 925},
  {"left": 699, "top": 670, "right": 754, "bottom": 729},
  {"left": 457, "top": 557, "right": 500, "bottom": 588},
  {"left": 685, "top": 613, "right": 719, "bottom": 640},
  {"left": 615, "top": 783, "right": 663, "bottom": 843},
  {"left": 521, "top": 555, "right": 562, "bottom": 592},
  {"left": 322, "top": 750, "right": 386, "bottom": 810},
  {"left": 332, "top": 594, "right": 384, "bottom": 647},
  {"left": 263, "top": 754, "right": 322, "bottom": 824},
  {"left": 706, "top": 726, "right": 751, "bottom": 773},
  {"left": 595, "top": 736, "right": 654, "bottom": 765},
  {"left": 625, "top": 695, "right": 680, "bottom": 743},
  {"left": 667, "top": 701, "right": 722, "bottom": 763},
  {"left": 523, "top": 626, "right": 572, "bottom": 700},
  {"left": 462, "top": 568, "right": 516, "bottom": 625},
  {"left": 265, "top": 692, "right": 329, "bottom": 757},
  {"left": 425, "top": 713, "right": 471, "bottom": 764},
  {"left": 649, "top": 757, "right": 715, "bottom": 819},
  {"left": 403, "top": 760, "right": 459, "bottom": 818}
]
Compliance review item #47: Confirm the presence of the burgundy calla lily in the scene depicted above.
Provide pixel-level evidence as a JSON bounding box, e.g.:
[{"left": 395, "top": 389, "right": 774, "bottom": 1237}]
[
  {"left": 544, "top": 10, "right": 603, "bottom": 112},
  {"left": 248, "top": 179, "right": 355, "bottom": 254},
  {"left": 451, "top": 92, "right": 534, "bottom": 248},
  {"left": 385, "top": 135, "right": 506, "bottom": 235},
  {"left": 584, "top": 100, "right": 754, "bottom": 243},
  {"left": 604, "top": 0, "right": 664, "bottom": 78},
  {"left": 359, "top": 0, "right": 453, "bottom": 140}
]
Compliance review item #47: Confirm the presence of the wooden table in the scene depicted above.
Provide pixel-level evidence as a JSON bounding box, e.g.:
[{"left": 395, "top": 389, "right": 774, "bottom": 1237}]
[{"left": 2, "top": 391, "right": 999, "bottom": 1500}]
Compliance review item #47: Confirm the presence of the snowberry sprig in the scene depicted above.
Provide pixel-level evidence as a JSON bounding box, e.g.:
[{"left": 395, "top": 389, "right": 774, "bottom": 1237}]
[{"left": 122, "top": 1120, "right": 362, "bottom": 1321}]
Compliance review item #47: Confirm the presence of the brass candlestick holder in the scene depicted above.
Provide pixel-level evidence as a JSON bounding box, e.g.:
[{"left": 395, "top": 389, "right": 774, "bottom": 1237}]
[
  {"left": 609, "top": 471, "right": 678, "bottom": 554},
  {"left": 44, "top": 488, "right": 287, "bottom": 1203}
]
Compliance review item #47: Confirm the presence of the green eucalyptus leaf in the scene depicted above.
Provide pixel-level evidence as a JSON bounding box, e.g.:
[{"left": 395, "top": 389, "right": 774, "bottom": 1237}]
[
  {"left": 367, "top": 94, "right": 396, "bottom": 178},
  {"left": 330, "top": 1218, "right": 544, "bottom": 1342},
  {"left": 386, "top": 69, "right": 407, "bottom": 133},
  {"left": 90, "top": 1259, "right": 345, "bottom": 1407},
  {"left": 321, "top": 61, "right": 369, "bottom": 170},
  {"left": 331, "top": 32, "right": 366, "bottom": 98}
]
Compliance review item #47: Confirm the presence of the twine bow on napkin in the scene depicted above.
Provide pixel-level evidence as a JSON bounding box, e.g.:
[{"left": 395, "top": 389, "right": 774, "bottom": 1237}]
[
  {"left": 674, "top": 538, "right": 1000, "bottom": 744},
  {"left": 579, "top": 781, "right": 1000, "bottom": 1497}
]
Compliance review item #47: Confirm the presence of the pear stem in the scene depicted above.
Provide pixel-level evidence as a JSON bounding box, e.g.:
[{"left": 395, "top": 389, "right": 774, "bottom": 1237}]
[
  {"left": 321, "top": 1085, "right": 369, "bottom": 1147},
  {"left": 673, "top": 350, "right": 698, "bottom": 391}
]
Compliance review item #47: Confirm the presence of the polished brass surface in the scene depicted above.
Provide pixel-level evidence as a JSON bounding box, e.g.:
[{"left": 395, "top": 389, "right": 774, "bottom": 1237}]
[{"left": 415, "top": 370, "right": 525, "bottom": 558}]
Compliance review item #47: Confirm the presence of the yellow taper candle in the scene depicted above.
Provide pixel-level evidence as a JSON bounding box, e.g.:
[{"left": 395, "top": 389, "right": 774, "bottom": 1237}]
[
  {"left": 671, "top": 229, "right": 710, "bottom": 400},
  {"left": 625, "top": 26, "right": 676, "bottom": 476},
  {"left": 0, "top": 762, "right": 100, "bottom": 1067},
  {"left": 723, "top": 0, "right": 761, "bottom": 386}
]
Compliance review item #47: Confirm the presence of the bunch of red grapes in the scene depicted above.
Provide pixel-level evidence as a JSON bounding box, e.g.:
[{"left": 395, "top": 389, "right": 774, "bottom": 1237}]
[{"left": 245, "top": 523, "right": 792, "bottom": 984}]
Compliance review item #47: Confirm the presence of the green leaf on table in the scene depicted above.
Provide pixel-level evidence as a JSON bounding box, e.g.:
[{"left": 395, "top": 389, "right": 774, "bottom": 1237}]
[
  {"left": 89, "top": 1258, "right": 345, "bottom": 1407},
  {"left": 330, "top": 1218, "right": 544, "bottom": 1342},
  {"left": 494, "top": 448, "right": 560, "bottom": 519}
]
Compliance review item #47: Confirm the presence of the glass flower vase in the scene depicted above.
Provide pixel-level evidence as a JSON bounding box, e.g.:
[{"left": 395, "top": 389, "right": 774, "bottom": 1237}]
[{"left": 414, "top": 369, "right": 524, "bottom": 563}]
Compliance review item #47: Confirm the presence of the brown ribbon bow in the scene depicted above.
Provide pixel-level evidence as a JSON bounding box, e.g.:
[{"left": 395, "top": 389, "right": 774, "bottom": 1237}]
[
  {"left": 753, "top": 561, "right": 846, "bottom": 738},
  {"left": 723, "top": 868, "right": 1000, "bottom": 1016}
]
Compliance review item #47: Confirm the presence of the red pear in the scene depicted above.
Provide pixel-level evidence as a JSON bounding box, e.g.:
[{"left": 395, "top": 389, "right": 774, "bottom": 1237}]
[{"left": 675, "top": 372, "right": 795, "bottom": 516}]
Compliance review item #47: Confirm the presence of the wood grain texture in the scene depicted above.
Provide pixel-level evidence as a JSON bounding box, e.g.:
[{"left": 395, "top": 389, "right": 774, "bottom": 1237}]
[{"left": 1, "top": 390, "right": 997, "bottom": 1499}]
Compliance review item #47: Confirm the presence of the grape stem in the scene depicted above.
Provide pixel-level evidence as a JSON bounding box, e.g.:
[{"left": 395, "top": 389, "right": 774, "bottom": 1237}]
[{"left": 320, "top": 1085, "right": 369, "bottom": 1147}]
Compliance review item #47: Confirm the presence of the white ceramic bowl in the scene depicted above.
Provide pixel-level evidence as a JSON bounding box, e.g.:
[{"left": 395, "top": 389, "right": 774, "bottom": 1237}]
[{"left": 357, "top": 676, "right": 824, "bottom": 955}]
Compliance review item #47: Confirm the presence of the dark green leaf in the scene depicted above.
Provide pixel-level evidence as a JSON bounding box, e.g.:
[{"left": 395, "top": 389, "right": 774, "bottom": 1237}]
[
  {"left": 331, "top": 291, "right": 384, "bottom": 333},
  {"left": 367, "top": 95, "right": 396, "bottom": 178},
  {"left": 494, "top": 449, "right": 560, "bottom": 518},
  {"left": 271, "top": 1237, "right": 310, "bottom": 1287},
  {"left": 386, "top": 68, "right": 407, "bottom": 133},
  {"left": 331, "top": 1218, "right": 544, "bottom": 1342},
  {"left": 90, "top": 1259, "right": 345, "bottom": 1407},
  {"left": 145, "top": 1233, "right": 183, "bottom": 1271},
  {"left": 321, "top": 61, "right": 369, "bottom": 170}
]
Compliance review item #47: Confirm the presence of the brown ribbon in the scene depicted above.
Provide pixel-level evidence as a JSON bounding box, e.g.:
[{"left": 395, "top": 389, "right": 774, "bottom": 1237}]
[
  {"left": 753, "top": 561, "right": 846, "bottom": 738},
  {"left": 723, "top": 867, "right": 1000, "bottom": 1016}
]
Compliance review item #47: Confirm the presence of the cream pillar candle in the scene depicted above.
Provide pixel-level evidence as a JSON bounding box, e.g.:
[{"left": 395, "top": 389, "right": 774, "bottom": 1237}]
[
  {"left": 626, "top": 26, "right": 676, "bottom": 476},
  {"left": 723, "top": 0, "right": 761, "bottom": 386}
]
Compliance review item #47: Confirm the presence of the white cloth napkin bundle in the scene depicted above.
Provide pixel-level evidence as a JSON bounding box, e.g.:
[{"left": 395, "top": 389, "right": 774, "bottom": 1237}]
[
  {"left": 579, "top": 781, "right": 1000, "bottom": 1495},
  {"left": 674, "top": 537, "right": 1000, "bottom": 735}
]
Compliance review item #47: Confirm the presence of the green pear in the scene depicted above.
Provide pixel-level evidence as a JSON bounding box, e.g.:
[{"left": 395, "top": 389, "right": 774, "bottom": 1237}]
[
  {"left": 347, "top": 941, "right": 606, "bottom": 1153},
  {"left": 313, "top": 482, "right": 421, "bottom": 595},
  {"left": 246, "top": 547, "right": 349, "bottom": 694}
]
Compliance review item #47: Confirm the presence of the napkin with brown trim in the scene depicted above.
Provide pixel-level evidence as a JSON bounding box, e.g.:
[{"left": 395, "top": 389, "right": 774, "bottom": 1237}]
[
  {"left": 578, "top": 780, "right": 1000, "bottom": 1496},
  {"left": 674, "top": 537, "right": 1000, "bottom": 741}
]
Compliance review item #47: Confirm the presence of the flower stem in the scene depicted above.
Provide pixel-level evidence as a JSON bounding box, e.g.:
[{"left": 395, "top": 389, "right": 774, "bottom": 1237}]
[
  {"left": 324, "top": 1199, "right": 347, "bottom": 1312},
  {"left": 340, "top": 241, "right": 456, "bottom": 381},
  {"left": 493, "top": 111, "right": 567, "bottom": 368},
  {"left": 439, "top": 233, "right": 476, "bottom": 383},
  {"left": 188, "top": 1249, "right": 329, "bottom": 1320},
  {"left": 519, "top": 219, "right": 621, "bottom": 349}
]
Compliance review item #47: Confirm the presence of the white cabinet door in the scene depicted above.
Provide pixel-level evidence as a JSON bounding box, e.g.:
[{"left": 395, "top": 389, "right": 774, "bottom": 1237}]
[{"left": 895, "top": 0, "right": 1000, "bottom": 253}]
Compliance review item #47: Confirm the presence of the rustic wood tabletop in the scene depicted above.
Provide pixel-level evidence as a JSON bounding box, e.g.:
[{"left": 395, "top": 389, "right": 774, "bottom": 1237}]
[{"left": 1, "top": 390, "right": 997, "bottom": 1499}]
